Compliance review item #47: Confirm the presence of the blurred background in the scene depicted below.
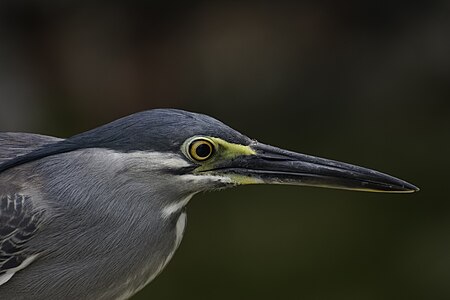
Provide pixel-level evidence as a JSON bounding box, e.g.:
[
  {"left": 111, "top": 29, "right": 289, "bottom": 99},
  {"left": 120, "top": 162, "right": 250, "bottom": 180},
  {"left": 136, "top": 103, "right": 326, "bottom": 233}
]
[{"left": 0, "top": 1, "right": 449, "bottom": 299}]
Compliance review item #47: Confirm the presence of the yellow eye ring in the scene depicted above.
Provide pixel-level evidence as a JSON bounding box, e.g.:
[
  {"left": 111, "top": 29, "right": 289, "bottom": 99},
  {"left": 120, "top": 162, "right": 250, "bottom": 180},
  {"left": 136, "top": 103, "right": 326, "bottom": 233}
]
[{"left": 188, "top": 138, "right": 215, "bottom": 161}]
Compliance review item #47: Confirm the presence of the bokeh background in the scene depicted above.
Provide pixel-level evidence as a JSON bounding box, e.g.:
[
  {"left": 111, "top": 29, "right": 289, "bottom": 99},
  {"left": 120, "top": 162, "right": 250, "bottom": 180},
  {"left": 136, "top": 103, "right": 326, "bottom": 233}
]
[{"left": 1, "top": 1, "right": 449, "bottom": 299}]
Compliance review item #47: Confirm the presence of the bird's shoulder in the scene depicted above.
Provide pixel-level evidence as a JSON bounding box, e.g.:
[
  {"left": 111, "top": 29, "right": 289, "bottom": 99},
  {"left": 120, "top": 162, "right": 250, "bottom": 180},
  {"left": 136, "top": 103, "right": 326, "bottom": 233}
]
[{"left": 0, "top": 193, "right": 45, "bottom": 286}]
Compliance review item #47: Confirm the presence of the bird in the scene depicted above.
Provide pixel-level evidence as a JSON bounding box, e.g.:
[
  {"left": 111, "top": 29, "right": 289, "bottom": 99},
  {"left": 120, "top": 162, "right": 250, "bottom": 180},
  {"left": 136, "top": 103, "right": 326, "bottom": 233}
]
[{"left": 0, "top": 108, "right": 418, "bottom": 299}]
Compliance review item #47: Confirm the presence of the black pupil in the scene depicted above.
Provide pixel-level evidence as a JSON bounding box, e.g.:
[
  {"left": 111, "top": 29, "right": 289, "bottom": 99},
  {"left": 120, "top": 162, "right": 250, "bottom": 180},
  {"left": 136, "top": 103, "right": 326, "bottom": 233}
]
[{"left": 195, "top": 143, "right": 211, "bottom": 158}]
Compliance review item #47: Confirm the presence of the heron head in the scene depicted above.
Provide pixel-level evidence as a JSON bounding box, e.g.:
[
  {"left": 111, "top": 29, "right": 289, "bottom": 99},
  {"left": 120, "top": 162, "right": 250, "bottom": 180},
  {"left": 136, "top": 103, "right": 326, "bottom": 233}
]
[
  {"left": 70, "top": 109, "right": 418, "bottom": 195},
  {"left": 0, "top": 109, "right": 419, "bottom": 198}
]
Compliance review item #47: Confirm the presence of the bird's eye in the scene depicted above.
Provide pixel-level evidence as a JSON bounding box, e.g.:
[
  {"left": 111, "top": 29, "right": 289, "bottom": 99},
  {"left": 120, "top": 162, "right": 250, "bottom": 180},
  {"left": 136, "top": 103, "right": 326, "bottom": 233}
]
[{"left": 188, "top": 139, "right": 215, "bottom": 161}]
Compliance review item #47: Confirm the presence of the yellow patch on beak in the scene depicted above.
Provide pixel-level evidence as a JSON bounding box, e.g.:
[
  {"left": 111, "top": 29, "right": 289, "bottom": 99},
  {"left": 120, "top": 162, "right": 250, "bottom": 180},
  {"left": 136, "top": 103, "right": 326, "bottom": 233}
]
[
  {"left": 227, "top": 174, "right": 264, "bottom": 185},
  {"left": 209, "top": 137, "right": 256, "bottom": 158}
]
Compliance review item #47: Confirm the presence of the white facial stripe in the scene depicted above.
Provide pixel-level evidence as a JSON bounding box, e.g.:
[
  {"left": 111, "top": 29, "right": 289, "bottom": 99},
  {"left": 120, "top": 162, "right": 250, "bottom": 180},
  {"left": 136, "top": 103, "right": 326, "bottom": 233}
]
[
  {"left": 180, "top": 174, "right": 233, "bottom": 185},
  {"left": 96, "top": 150, "right": 191, "bottom": 169},
  {"left": 127, "top": 151, "right": 191, "bottom": 168}
]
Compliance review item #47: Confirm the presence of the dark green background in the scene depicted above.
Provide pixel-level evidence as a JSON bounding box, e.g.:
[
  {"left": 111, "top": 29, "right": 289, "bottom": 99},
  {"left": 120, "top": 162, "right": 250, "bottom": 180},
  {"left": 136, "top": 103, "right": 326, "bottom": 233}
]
[{"left": 0, "top": 1, "right": 449, "bottom": 299}]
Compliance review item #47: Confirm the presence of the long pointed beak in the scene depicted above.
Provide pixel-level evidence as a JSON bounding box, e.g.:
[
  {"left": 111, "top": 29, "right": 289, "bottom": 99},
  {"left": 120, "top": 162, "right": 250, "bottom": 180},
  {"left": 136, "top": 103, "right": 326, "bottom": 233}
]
[{"left": 211, "top": 142, "right": 419, "bottom": 193}]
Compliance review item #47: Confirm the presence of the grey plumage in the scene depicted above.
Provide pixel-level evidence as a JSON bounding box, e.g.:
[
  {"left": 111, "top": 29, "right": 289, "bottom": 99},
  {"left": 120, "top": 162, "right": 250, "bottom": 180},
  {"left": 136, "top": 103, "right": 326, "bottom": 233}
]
[
  {"left": 0, "top": 109, "right": 418, "bottom": 299},
  {"left": 1, "top": 149, "right": 185, "bottom": 299}
]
